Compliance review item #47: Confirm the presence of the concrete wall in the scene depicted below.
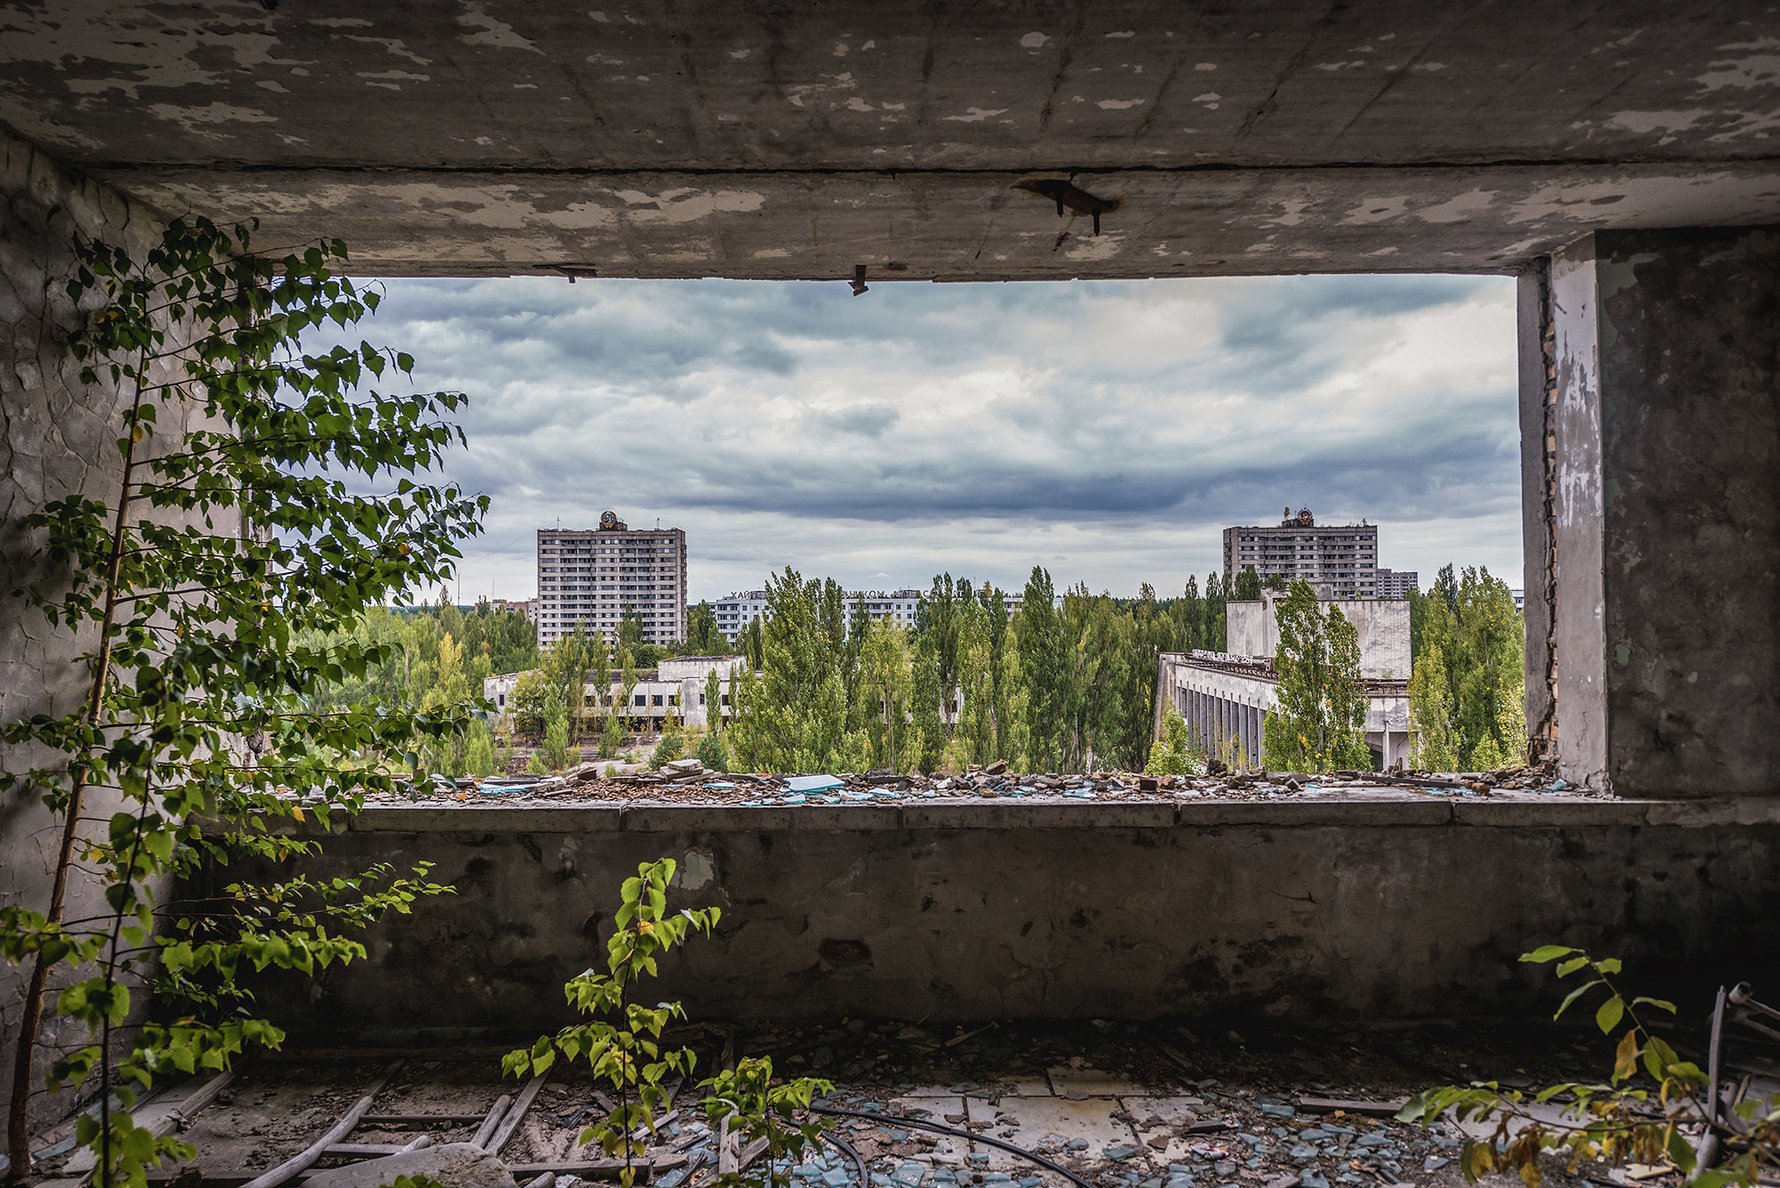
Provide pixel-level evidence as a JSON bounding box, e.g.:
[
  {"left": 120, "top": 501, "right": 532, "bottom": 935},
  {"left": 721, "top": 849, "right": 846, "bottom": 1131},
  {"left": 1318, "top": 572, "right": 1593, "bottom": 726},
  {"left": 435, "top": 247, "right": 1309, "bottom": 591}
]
[
  {"left": 0, "top": 129, "right": 180, "bottom": 1121},
  {"left": 1545, "top": 228, "right": 1780, "bottom": 796},
  {"left": 1226, "top": 595, "right": 1411, "bottom": 679},
  {"left": 210, "top": 801, "right": 1780, "bottom": 1032},
  {"left": 1517, "top": 262, "right": 1558, "bottom": 765}
]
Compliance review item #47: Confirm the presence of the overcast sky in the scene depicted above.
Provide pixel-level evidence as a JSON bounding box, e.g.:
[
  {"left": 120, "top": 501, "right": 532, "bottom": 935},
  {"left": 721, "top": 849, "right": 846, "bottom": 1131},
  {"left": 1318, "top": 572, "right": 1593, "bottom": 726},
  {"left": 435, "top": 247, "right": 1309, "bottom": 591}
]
[{"left": 354, "top": 273, "right": 1523, "bottom": 604}]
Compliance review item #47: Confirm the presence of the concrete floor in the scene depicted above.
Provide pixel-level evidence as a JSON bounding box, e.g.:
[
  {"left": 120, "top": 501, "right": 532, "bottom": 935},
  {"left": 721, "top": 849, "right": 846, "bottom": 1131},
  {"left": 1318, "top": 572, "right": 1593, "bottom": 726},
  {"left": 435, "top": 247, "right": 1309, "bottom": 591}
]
[{"left": 33, "top": 1019, "right": 1753, "bottom": 1188}]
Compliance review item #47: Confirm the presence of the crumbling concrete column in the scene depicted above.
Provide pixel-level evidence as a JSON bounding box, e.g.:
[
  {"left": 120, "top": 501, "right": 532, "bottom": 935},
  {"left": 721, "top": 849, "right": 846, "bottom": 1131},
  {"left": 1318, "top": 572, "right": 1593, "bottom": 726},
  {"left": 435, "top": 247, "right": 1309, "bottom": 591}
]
[{"left": 1527, "top": 228, "right": 1780, "bottom": 796}]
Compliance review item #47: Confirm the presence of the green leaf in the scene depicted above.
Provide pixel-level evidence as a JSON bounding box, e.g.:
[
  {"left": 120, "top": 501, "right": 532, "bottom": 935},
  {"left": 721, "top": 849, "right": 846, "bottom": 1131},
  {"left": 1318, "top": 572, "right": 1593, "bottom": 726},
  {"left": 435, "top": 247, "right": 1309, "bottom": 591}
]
[
  {"left": 1553, "top": 979, "right": 1603, "bottom": 1021},
  {"left": 1595, "top": 995, "right": 1625, "bottom": 1035},
  {"left": 1522, "top": 945, "right": 1575, "bottom": 964}
]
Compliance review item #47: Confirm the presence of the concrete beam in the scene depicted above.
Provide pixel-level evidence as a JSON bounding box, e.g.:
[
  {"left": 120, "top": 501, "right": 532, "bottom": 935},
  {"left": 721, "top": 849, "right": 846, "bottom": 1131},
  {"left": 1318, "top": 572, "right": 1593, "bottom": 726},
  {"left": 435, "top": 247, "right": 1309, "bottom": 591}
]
[
  {"left": 81, "top": 162, "right": 1780, "bottom": 279},
  {"left": 4, "top": 3, "right": 1780, "bottom": 276}
]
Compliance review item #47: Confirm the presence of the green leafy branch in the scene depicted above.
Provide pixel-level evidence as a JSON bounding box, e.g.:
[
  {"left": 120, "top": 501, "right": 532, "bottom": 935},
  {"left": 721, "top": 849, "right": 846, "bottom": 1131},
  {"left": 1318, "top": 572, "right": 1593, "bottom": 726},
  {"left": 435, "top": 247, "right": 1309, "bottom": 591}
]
[
  {"left": 504, "top": 859, "right": 719, "bottom": 1187},
  {"left": 1399, "top": 946, "right": 1780, "bottom": 1188},
  {"left": 3, "top": 216, "right": 479, "bottom": 1186},
  {"left": 701, "top": 1058, "right": 833, "bottom": 1188},
  {"left": 505, "top": 858, "right": 831, "bottom": 1188}
]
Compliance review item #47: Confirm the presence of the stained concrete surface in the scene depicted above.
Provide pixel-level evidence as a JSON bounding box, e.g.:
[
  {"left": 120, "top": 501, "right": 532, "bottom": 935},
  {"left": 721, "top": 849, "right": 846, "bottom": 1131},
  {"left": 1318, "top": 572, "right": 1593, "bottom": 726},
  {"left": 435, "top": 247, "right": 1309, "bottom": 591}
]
[
  {"left": 2, "top": 3, "right": 1779, "bottom": 277},
  {"left": 190, "top": 797, "right": 1780, "bottom": 1031},
  {"left": 1542, "top": 227, "right": 1780, "bottom": 796}
]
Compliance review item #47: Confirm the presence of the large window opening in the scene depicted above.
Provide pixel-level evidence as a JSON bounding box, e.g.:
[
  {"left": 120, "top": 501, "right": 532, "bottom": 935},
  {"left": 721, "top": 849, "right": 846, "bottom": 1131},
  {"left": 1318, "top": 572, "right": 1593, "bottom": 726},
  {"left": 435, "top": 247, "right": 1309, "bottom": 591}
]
[{"left": 333, "top": 273, "right": 1525, "bottom": 785}]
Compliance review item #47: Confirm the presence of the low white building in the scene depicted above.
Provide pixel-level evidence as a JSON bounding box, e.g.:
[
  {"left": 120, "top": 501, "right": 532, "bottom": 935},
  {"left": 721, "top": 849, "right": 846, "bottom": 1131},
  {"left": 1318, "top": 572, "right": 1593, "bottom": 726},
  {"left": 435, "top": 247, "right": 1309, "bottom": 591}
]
[
  {"left": 1156, "top": 650, "right": 1412, "bottom": 771},
  {"left": 485, "top": 655, "right": 744, "bottom": 729}
]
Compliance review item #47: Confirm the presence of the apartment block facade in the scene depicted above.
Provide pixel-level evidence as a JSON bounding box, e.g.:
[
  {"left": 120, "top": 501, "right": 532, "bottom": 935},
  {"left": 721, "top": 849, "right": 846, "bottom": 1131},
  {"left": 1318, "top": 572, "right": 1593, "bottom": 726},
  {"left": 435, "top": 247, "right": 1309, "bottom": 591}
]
[
  {"left": 1374, "top": 567, "right": 1420, "bottom": 599},
  {"left": 1222, "top": 507, "right": 1379, "bottom": 598},
  {"left": 536, "top": 512, "right": 688, "bottom": 647},
  {"left": 711, "top": 587, "right": 1022, "bottom": 644}
]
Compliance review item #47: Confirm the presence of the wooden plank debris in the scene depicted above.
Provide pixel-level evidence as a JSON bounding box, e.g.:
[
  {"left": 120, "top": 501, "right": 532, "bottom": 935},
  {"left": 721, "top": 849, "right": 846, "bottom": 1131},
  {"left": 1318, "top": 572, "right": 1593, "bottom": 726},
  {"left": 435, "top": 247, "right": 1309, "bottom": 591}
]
[
  {"left": 239, "top": 1064, "right": 398, "bottom": 1188},
  {"left": 506, "top": 1153, "right": 689, "bottom": 1180},
  {"left": 484, "top": 1074, "right": 547, "bottom": 1156},
  {"left": 472, "top": 1093, "right": 513, "bottom": 1148},
  {"left": 320, "top": 1143, "right": 408, "bottom": 1158}
]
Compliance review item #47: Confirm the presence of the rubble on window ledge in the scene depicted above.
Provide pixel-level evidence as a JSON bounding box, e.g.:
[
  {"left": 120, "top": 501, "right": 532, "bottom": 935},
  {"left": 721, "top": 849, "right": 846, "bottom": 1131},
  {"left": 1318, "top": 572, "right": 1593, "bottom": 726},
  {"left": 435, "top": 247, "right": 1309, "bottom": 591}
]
[{"left": 364, "top": 758, "right": 1596, "bottom": 808}]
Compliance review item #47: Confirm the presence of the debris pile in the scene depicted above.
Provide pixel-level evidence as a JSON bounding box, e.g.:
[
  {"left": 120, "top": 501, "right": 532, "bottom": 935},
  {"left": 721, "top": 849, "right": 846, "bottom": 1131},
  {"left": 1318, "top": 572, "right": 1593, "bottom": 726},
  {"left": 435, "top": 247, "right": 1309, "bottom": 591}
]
[{"left": 386, "top": 757, "right": 1585, "bottom": 808}]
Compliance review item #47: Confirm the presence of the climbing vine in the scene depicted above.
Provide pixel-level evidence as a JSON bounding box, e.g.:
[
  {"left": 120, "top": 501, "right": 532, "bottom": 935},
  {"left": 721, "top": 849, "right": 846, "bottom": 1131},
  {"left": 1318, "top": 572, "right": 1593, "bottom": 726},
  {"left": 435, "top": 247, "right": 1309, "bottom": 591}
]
[{"left": 1, "top": 218, "right": 480, "bottom": 1185}]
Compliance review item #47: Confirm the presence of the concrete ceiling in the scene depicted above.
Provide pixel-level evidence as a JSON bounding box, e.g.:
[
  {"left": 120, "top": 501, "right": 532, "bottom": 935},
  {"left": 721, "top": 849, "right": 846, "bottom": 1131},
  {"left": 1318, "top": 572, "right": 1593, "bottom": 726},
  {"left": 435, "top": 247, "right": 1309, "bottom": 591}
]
[{"left": 2, "top": 0, "right": 1778, "bottom": 278}]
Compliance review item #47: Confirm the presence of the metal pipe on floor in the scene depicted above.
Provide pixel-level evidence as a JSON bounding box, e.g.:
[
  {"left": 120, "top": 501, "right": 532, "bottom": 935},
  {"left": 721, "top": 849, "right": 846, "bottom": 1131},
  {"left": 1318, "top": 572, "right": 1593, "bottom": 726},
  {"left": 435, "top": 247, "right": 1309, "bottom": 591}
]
[{"left": 810, "top": 1105, "right": 1096, "bottom": 1188}]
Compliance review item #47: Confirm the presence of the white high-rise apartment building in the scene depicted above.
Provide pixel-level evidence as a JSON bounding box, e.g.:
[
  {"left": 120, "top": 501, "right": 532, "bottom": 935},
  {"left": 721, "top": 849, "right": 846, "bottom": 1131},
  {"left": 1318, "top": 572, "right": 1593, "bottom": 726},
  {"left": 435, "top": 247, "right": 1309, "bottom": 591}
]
[
  {"left": 535, "top": 512, "right": 688, "bottom": 647},
  {"left": 1223, "top": 507, "right": 1380, "bottom": 599}
]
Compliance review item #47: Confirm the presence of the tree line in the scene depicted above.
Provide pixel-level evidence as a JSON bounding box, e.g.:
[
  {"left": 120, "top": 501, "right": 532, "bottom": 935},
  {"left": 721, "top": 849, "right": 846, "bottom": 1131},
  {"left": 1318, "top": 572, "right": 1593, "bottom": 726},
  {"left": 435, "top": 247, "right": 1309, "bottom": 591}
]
[
  {"left": 322, "top": 562, "right": 1527, "bottom": 779},
  {"left": 718, "top": 566, "right": 1242, "bottom": 774}
]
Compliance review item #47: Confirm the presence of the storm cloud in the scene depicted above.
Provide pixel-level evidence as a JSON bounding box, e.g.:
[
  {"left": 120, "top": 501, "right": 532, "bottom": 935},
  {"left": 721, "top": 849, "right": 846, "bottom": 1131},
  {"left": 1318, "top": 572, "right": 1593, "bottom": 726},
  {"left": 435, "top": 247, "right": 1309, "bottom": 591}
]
[{"left": 343, "top": 274, "right": 1522, "bottom": 603}]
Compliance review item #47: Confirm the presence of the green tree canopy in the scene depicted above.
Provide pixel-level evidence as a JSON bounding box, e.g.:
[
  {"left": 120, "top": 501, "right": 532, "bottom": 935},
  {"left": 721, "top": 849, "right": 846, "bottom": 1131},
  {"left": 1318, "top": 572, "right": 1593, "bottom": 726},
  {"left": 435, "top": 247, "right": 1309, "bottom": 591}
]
[
  {"left": 685, "top": 601, "right": 729, "bottom": 655},
  {"left": 1262, "top": 581, "right": 1371, "bottom": 771},
  {"left": 1407, "top": 565, "right": 1527, "bottom": 771}
]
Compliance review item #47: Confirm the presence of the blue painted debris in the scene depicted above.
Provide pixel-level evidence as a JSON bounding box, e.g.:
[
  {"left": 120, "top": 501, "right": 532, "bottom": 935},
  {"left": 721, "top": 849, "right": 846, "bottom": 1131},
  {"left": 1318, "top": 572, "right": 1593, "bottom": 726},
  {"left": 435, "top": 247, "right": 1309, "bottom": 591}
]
[
  {"left": 787, "top": 774, "right": 846, "bottom": 793},
  {"left": 892, "top": 1160, "right": 927, "bottom": 1187}
]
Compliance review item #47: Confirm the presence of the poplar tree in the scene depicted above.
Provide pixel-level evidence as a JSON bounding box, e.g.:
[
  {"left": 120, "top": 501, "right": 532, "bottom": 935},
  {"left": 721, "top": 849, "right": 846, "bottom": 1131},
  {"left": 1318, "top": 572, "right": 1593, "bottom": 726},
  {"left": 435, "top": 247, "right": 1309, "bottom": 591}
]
[
  {"left": 1262, "top": 581, "right": 1370, "bottom": 771},
  {"left": 1013, "top": 567, "right": 1068, "bottom": 771},
  {"left": 726, "top": 568, "right": 859, "bottom": 772},
  {"left": 685, "top": 601, "right": 727, "bottom": 655},
  {"left": 1204, "top": 572, "right": 1228, "bottom": 650},
  {"left": 1406, "top": 565, "right": 1527, "bottom": 771},
  {"left": 1408, "top": 641, "right": 1462, "bottom": 770},
  {"left": 856, "top": 619, "right": 914, "bottom": 771}
]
